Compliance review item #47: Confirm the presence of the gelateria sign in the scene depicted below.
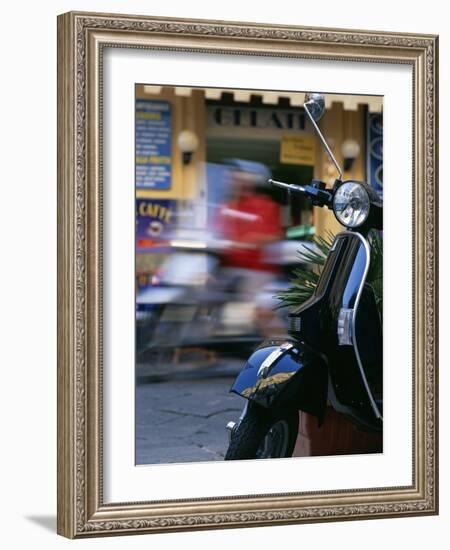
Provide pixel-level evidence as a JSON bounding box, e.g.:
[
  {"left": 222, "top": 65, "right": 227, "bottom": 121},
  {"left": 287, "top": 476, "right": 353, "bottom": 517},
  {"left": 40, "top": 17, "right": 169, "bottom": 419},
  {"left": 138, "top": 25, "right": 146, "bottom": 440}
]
[{"left": 206, "top": 105, "right": 309, "bottom": 136}]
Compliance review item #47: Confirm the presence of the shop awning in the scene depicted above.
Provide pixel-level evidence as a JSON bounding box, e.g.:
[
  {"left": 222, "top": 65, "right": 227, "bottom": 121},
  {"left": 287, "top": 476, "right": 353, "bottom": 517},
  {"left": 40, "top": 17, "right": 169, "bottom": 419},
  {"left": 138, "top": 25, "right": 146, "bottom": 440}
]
[{"left": 143, "top": 85, "right": 382, "bottom": 113}]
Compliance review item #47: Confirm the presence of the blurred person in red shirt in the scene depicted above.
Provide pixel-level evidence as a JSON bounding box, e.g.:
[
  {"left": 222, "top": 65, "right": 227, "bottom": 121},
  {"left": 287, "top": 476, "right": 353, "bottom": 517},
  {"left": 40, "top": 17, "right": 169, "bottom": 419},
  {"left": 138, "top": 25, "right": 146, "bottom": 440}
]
[{"left": 214, "top": 160, "right": 284, "bottom": 337}]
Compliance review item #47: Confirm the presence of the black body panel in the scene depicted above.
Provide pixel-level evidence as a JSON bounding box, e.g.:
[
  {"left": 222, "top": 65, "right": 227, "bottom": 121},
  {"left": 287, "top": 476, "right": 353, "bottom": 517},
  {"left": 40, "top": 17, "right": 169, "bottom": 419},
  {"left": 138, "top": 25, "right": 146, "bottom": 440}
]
[{"left": 288, "top": 233, "right": 382, "bottom": 428}]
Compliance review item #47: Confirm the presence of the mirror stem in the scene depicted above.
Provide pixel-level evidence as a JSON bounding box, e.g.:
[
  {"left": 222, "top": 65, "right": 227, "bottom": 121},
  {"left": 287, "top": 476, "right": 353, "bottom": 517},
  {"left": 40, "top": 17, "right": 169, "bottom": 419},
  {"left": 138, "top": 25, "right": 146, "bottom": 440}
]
[{"left": 304, "top": 100, "right": 343, "bottom": 180}]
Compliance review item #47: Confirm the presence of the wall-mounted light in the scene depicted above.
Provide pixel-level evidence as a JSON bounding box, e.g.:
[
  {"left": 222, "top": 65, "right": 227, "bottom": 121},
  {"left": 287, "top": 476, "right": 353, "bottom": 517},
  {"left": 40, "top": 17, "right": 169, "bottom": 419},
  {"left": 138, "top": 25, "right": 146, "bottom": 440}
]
[
  {"left": 341, "top": 138, "right": 361, "bottom": 172},
  {"left": 177, "top": 130, "right": 199, "bottom": 165}
]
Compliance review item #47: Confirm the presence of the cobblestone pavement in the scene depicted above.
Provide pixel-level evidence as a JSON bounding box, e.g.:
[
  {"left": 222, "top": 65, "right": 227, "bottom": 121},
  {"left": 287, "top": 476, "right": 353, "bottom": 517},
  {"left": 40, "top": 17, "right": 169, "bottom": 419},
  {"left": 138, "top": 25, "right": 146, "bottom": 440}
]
[{"left": 136, "top": 364, "right": 243, "bottom": 465}]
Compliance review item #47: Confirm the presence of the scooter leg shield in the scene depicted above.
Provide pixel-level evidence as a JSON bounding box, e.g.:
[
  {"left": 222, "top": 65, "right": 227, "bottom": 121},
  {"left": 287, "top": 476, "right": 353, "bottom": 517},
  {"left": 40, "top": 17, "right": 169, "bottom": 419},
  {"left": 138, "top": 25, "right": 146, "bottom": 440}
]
[{"left": 230, "top": 341, "right": 328, "bottom": 425}]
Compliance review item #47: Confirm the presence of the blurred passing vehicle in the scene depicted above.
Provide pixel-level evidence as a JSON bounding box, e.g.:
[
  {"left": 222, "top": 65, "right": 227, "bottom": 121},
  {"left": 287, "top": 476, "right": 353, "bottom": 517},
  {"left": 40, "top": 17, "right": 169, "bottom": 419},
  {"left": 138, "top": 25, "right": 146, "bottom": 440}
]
[{"left": 136, "top": 227, "right": 318, "bottom": 377}]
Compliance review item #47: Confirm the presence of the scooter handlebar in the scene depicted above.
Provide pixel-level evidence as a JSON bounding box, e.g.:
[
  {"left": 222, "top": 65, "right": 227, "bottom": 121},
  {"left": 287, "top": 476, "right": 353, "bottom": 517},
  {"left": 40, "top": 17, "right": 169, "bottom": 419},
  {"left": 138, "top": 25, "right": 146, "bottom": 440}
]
[
  {"left": 268, "top": 179, "right": 306, "bottom": 194},
  {"left": 268, "top": 178, "right": 332, "bottom": 208}
]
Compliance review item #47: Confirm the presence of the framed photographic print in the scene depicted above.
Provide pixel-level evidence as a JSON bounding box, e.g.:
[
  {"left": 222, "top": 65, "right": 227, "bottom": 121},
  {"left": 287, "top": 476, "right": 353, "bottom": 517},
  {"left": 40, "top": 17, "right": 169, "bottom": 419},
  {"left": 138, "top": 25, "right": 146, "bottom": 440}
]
[{"left": 57, "top": 11, "right": 439, "bottom": 538}]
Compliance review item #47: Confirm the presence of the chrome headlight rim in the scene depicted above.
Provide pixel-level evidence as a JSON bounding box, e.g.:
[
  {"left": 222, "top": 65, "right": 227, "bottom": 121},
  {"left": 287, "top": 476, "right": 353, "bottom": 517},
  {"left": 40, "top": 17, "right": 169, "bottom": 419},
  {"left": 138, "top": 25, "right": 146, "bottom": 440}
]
[{"left": 332, "top": 181, "right": 371, "bottom": 229}]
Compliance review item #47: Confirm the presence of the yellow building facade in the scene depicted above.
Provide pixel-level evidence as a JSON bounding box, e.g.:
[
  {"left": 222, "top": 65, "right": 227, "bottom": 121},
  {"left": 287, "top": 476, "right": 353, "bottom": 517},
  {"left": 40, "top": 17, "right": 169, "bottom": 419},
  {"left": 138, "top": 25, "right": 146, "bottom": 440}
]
[{"left": 136, "top": 84, "right": 381, "bottom": 240}]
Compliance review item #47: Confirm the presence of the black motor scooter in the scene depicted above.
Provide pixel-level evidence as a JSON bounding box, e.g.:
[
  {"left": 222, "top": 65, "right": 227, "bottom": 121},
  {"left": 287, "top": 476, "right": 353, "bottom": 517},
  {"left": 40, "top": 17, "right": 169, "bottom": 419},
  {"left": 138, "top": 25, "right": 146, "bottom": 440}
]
[{"left": 225, "top": 93, "right": 383, "bottom": 460}]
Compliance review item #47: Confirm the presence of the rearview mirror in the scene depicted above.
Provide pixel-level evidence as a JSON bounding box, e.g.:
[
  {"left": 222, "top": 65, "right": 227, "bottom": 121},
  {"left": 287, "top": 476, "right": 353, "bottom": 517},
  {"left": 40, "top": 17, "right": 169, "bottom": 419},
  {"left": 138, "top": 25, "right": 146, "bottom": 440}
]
[
  {"left": 303, "top": 92, "right": 343, "bottom": 179},
  {"left": 304, "top": 93, "right": 326, "bottom": 122}
]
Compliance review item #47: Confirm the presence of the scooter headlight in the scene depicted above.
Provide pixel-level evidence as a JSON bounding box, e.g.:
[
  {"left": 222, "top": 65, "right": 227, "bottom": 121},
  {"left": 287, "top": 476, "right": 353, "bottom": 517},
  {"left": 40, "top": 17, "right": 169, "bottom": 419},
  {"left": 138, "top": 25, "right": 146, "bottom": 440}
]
[{"left": 332, "top": 181, "right": 370, "bottom": 228}]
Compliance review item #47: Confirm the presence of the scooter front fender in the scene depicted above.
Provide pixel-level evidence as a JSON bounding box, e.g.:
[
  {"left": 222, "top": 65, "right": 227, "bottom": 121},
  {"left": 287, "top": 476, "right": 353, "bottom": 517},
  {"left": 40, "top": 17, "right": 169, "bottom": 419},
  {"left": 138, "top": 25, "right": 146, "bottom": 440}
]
[{"left": 231, "top": 341, "right": 328, "bottom": 424}]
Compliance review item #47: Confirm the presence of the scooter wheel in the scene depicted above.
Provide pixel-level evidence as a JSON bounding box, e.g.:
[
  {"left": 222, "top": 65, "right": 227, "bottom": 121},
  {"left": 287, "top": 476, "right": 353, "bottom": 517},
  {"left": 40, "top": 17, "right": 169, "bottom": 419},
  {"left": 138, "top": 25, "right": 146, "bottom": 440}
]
[{"left": 224, "top": 402, "right": 299, "bottom": 460}]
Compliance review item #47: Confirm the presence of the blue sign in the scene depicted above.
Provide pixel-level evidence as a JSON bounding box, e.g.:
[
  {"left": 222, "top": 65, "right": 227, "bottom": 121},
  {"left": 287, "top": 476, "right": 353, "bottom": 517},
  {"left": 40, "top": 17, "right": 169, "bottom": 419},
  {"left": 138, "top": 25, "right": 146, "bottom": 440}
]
[
  {"left": 136, "top": 199, "right": 176, "bottom": 250},
  {"left": 136, "top": 99, "right": 172, "bottom": 190},
  {"left": 367, "top": 113, "right": 383, "bottom": 197}
]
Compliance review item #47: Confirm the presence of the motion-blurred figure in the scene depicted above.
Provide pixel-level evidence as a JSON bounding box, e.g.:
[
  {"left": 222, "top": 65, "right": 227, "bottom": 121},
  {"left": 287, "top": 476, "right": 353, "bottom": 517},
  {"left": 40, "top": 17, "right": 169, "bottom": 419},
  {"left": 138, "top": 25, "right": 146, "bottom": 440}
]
[{"left": 215, "top": 160, "right": 284, "bottom": 337}]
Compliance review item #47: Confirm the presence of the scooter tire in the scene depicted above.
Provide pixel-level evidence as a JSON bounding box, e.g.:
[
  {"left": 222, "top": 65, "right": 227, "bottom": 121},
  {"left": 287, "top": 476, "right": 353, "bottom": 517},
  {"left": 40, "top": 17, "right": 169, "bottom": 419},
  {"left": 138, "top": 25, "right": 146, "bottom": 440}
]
[{"left": 225, "top": 402, "right": 299, "bottom": 460}]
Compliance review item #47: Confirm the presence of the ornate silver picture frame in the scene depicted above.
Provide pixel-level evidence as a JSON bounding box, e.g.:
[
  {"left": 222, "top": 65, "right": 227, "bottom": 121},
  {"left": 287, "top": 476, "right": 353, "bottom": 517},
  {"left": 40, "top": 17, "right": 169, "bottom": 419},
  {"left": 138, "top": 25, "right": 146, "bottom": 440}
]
[{"left": 57, "top": 11, "right": 438, "bottom": 538}]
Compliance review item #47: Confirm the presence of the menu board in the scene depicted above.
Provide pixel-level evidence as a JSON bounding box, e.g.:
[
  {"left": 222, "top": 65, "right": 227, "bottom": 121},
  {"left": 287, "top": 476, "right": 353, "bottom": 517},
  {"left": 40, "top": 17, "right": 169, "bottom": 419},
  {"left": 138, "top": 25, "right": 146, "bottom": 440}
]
[
  {"left": 280, "top": 134, "right": 315, "bottom": 166},
  {"left": 136, "top": 99, "right": 172, "bottom": 190}
]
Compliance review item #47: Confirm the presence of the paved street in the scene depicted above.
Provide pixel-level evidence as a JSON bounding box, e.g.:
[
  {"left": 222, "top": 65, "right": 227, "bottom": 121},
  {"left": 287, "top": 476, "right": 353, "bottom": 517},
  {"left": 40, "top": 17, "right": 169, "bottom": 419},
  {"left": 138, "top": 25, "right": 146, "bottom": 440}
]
[{"left": 136, "top": 363, "right": 243, "bottom": 464}]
